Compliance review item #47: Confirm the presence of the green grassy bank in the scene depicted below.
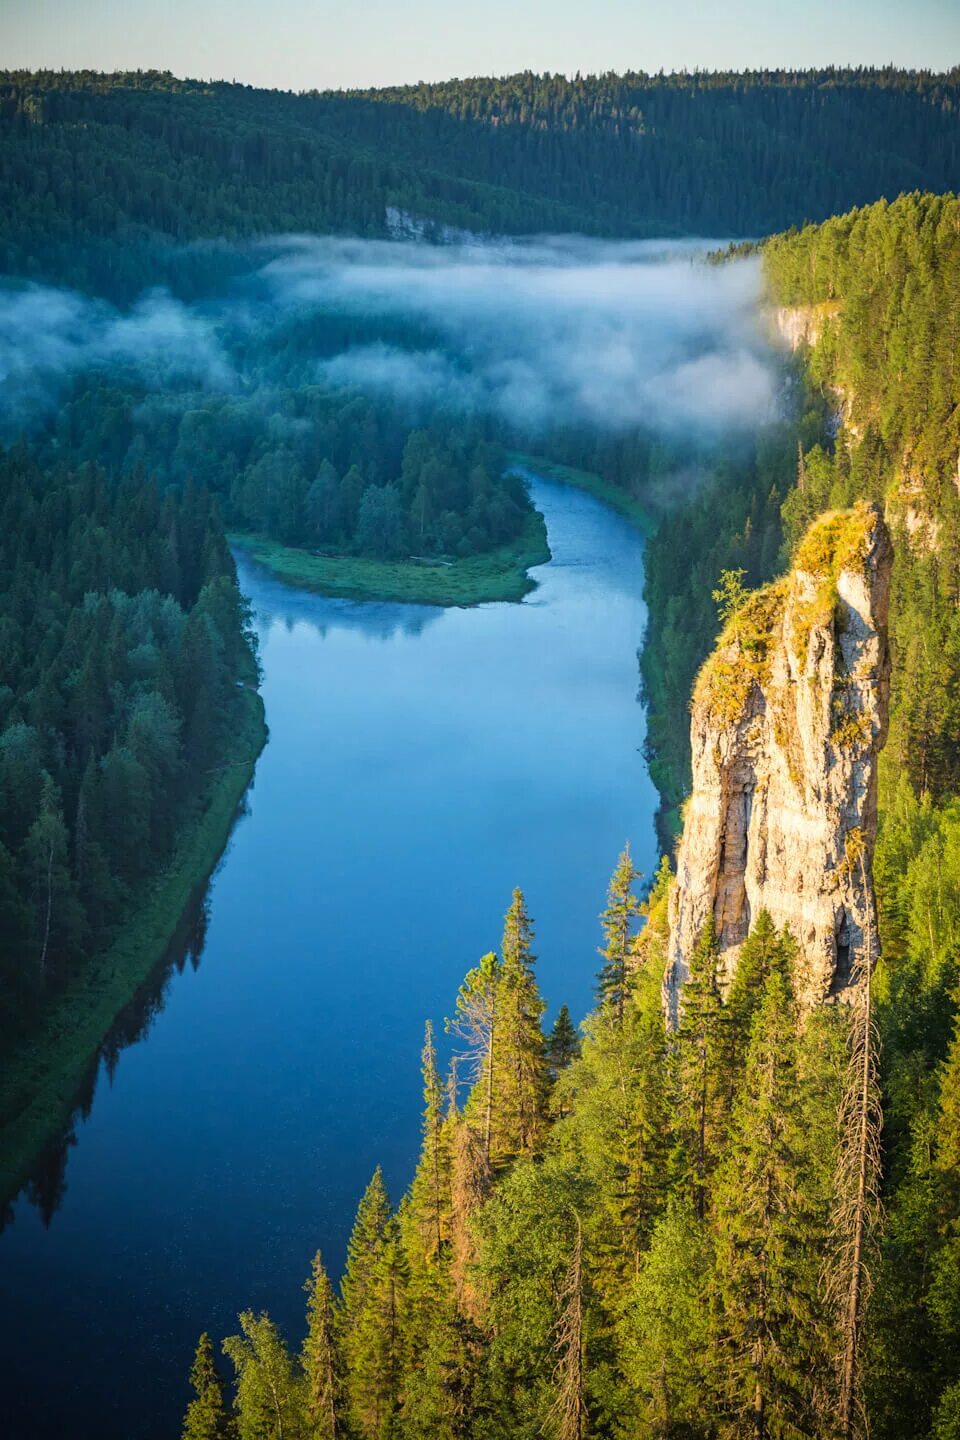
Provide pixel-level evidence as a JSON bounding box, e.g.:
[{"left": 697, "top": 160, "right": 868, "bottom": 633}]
[
  {"left": 507, "top": 452, "right": 659, "bottom": 536},
  {"left": 0, "top": 690, "right": 267, "bottom": 1210},
  {"left": 230, "top": 510, "right": 551, "bottom": 607}
]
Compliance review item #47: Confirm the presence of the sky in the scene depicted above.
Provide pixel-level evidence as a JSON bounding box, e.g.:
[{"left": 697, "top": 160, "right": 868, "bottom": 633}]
[{"left": 1, "top": 0, "right": 958, "bottom": 92}]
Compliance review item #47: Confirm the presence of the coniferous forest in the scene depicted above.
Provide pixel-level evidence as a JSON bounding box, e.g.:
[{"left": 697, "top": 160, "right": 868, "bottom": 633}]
[
  {"left": 172, "top": 193, "right": 960, "bottom": 1439},
  {"left": 0, "top": 52, "right": 960, "bottom": 1440}
]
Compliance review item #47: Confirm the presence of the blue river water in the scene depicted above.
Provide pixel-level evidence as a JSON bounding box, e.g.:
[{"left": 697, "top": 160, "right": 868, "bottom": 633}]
[{"left": 0, "top": 476, "right": 658, "bottom": 1440}]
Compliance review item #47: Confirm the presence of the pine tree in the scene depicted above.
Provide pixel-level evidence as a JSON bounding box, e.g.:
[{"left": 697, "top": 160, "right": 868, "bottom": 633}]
[
  {"left": 338, "top": 1169, "right": 404, "bottom": 1439},
  {"left": 673, "top": 917, "right": 727, "bottom": 1220},
  {"left": 302, "top": 1253, "right": 340, "bottom": 1440},
  {"left": 497, "top": 889, "right": 548, "bottom": 1161},
  {"left": 547, "top": 1005, "right": 582, "bottom": 1119},
  {"left": 408, "top": 1020, "right": 450, "bottom": 1262},
  {"left": 828, "top": 848, "right": 884, "bottom": 1440},
  {"left": 182, "top": 1333, "right": 233, "bottom": 1440},
  {"left": 726, "top": 910, "right": 797, "bottom": 1075},
  {"left": 711, "top": 969, "right": 826, "bottom": 1439},
  {"left": 596, "top": 846, "right": 643, "bottom": 1026},
  {"left": 545, "top": 1214, "right": 588, "bottom": 1440}
]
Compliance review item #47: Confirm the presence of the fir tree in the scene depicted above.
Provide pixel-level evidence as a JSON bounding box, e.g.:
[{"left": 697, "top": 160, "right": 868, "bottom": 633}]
[
  {"left": 596, "top": 846, "right": 643, "bottom": 1026},
  {"left": 302, "top": 1253, "right": 340, "bottom": 1440},
  {"left": 547, "top": 1006, "right": 581, "bottom": 1077},
  {"left": 181, "top": 1333, "right": 234, "bottom": 1440},
  {"left": 338, "top": 1169, "right": 405, "bottom": 1439},
  {"left": 711, "top": 969, "right": 826, "bottom": 1438},
  {"left": 674, "top": 916, "right": 727, "bottom": 1220},
  {"left": 408, "top": 1020, "right": 449, "bottom": 1261},
  {"left": 497, "top": 889, "right": 548, "bottom": 1161}
]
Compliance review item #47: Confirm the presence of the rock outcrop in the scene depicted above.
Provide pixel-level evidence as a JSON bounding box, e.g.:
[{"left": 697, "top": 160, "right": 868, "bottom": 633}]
[{"left": 664, "top": 503, "right": 892, "bottom": 1024}]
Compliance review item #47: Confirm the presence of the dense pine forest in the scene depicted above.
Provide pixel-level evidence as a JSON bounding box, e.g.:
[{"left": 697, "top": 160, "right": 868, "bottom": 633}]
[
  {"left": 173, "top": 194, "right": 960, "bottom": 1439},
  {"left": 2, "top": 68, "right": 960, "bottom": 298},
  {"left": 0, "top": 450, "right": 260, "bottom": 1044},
  {"left": 2, "top": 59, "right": 960, "bottom": 1440}
]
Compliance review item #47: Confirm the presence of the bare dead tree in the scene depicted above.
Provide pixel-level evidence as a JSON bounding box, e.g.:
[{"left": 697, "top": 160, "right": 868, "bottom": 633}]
[
  {"left": 544, "top": 1213, "right": 588, "bottom": 1440},
  {"left": 448, "top": 952, "right": 501, "bottom": 1166}
]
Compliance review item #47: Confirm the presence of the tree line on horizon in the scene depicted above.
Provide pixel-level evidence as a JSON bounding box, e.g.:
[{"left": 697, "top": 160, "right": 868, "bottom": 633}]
[{"left": 1, "top": 67, "right": 958, "bottom": 300}]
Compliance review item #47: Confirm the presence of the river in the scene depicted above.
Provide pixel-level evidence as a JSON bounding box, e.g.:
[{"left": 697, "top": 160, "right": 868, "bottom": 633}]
[{"left": 0, "top": 476, "right": 659, "bottom": 1440}]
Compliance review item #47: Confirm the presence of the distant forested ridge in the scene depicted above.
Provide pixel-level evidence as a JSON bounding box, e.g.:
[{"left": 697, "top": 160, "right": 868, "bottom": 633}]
[
  {"left": 0, "top": 449, "right": 260, "bottom": 1044},
  {"left": 1, "top": 67, "right": 959, "bottom": 297}
]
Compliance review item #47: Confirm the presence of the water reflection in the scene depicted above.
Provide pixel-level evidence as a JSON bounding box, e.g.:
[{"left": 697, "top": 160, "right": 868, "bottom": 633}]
[
  {"left": 245, "top": 568, "right": 443, "bottom": 643},
  {"left": 0, "top": 478, "right": 658, "bottom": 1440},
  {"left": 2, "top": 802, "right": 247, "bottom": 1232}
]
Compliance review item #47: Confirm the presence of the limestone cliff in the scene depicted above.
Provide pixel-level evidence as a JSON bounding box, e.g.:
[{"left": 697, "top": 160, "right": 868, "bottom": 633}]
[{"left": 664, "top": 503, "right": 892, "bottom": 1023}]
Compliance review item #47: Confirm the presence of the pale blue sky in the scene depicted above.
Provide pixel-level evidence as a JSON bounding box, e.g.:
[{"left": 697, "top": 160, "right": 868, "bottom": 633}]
[{"left": 2, "top": 0, "right": 958, "bottom": 91}]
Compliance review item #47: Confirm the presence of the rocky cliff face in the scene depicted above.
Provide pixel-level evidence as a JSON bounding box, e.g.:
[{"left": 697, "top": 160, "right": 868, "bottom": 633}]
[{"left": 664, "top": 503, "right": 892, "bottom": 1023}]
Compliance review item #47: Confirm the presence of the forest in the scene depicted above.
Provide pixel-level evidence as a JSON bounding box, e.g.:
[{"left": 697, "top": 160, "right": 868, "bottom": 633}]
[
  {"left": 0, "top": 448, "right": 260, "bottom": 1042},
  {"left": 2, "top": 68, "right": 959, "bottom": 299},
  {"left": 173, "top": 193, "right": 960, "bottom": 1439},
  {"left": 1, "top": 61, "right": 960, "bottom": 1440}
]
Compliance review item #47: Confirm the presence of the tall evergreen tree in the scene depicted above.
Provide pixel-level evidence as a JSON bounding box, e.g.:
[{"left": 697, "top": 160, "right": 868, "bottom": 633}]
[
  {"left": 673, "top": 916, "right": 727, "bottom": 1220},
  {"left": 302, "top": 1253, "right": 340, "bottom": 1440},
  {"left": 338, "top": 1168, "right": 405, "bottom": 1439},
  {"left": 182, "top": 1333, "right": 234, "bottom": 1440},
  {"left": 711, "top": 969, "right": 826, "bottom": 1438},
  {"left": 497, "top": 889, "right": 548, "bottom": 1161},
  {"left": 596, "top": 846, "right": 643, "bottom": 1026}
]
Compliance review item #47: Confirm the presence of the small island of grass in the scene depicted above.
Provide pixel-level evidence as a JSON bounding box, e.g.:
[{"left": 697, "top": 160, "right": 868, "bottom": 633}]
[{"left": 230, "top": 510, "right": 551, "bottom": 607}]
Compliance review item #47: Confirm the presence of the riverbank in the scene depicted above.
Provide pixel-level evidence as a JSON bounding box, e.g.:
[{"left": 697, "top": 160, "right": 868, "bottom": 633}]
[
  {"left": 229, "top": 510, "right": 550, "bottom": 607},
  {"left": 511, "top": 453, "right": 680, "bottom": 848},
  {"left": 507, "top": 453, "right": 658, "bottom": 536},
  {"left": 0, "top": 689, "right": 267, "bottom": 1210}
]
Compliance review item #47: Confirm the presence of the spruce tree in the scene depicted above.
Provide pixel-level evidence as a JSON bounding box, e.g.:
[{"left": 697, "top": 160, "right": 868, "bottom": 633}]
[
  {"left": 596, "top": 846, "right": 643, "bottom": 1026},
  {"left": 711, "top": 969, "right": 826, "bottom": 1438},
  {"left": 547, "top": 1006, "right": 581, "bottom": 1077},
  {"left": 338, "top": 1168, "right": 405, "bottom": 1439},
  {"left": 302, "top": 1253, "right": 340, "bottom": 1440},
  {"left": 726, "top": 910, "right": 797, "bottom": 1075},
  {"left": 403, "top": 1020, "right": 450, "bottom": 1263},
  {"left": 181, "top": 1333, "right": 233, "bottom": 1440},
  {"left": 497, "top": 889, "right": 548, "bottom": 1161},
  {"left": 674, "top": 916, "right": 727, "bottom": 1220}
]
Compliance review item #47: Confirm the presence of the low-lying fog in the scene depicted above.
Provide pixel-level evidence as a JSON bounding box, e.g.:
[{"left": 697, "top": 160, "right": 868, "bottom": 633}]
[{"left": 0, "top": 235, "right": 777, "bottom": 439}]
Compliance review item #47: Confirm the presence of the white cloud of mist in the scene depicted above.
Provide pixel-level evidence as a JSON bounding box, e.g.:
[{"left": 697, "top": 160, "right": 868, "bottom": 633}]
[
  {"left": 0, "top": 235, "right": 776, "bottom": 439},
  {"left": 257, "top": 235, "right": 776, "bottom": 433},
  {"left": 0, "top": 284, "right": 233, "bottom": 421}
]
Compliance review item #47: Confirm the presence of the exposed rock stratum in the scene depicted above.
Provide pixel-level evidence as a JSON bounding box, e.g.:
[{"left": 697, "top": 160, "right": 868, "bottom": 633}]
[{"left": 664, "top": 503, "right": 892, "bottom": 1023}]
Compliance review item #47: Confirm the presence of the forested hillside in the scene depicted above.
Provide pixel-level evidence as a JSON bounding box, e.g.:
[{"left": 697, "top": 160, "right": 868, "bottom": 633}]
[
  {"left": 2, "top": 68, "right": 959, "bottom": 298},
  {"left": 178, "top": 857, "right": 960, "bottom": 1438},
  {"left": 173, "top": 193, "right": 960, "bottom": 1440},
  {"left": 0, "top": 449, "right": 261, "bottom": 1044}
]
